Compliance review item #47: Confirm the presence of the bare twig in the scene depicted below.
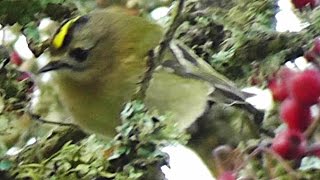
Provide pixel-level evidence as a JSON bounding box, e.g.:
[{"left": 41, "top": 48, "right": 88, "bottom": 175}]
[
  {"left": 27, "top": 39, "right": 51, "bottom": 57},
  {"left": 154, "top": 0, "right": 186, "bottom": 64},
  {"left": 29, "top": 113, "right": 79, "bottom": 128},
  {"left": 0, "top": 56, "right": 10, "bottom": 69},
  {"left": 264, "top": 148, "right": 300, "bottom": 179},
  {"left": 235, "top": 146, "right": 300, "bottom": 179},
  {"left": 304, "top": 113, "right": 320, "bottom": 139},
  {"left": 0, "top": 45, "right": 10, "bottom": 69},
  {"left": 138, "top": 0, "right": 185, "bottom": 99}
]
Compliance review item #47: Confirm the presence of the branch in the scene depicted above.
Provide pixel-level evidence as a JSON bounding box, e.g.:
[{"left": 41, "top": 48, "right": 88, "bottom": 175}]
[
  {"left": 139, "top": 0, "right": 185, "bottom": 99},
  {"left": 29, "top": 113, "right": 79, "bottom": 128}
]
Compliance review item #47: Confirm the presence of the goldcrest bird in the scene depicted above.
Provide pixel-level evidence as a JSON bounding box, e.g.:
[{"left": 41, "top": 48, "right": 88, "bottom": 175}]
[{"left": 38, "top": 8, "right": 263, "bottom": 137}]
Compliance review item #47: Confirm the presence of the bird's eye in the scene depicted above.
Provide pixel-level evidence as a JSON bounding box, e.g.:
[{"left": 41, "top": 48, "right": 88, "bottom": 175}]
[{"left": 69, "top": 48, "right": 89, "bottom": 62}]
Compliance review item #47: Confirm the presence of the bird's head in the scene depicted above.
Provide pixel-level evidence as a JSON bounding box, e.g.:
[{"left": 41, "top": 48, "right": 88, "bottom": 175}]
[{"left": 39, "top": 9, "right": 163, "bottom": 83}]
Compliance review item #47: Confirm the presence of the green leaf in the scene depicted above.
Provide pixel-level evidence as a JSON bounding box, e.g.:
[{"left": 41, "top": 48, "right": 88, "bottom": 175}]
[
  {"left": 23, "top": 23, "right": 41, "bottom": 43},
  {"left": 74, "top": 164, "right": 90, "bottom": 175},
  {"left": 0, "top": 160, "right": 12, "bottom": 170},
  {"left": 108, "top": 146, "right": 128, "bottom": 160}
]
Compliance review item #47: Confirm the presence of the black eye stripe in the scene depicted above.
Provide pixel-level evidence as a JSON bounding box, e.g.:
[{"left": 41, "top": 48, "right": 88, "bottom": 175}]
[
  {"left": 69, "top": 48, "right": 90, "bottom": 62},
  {"left": 76, "top": 16, "right": 89, "bottom": 24}
]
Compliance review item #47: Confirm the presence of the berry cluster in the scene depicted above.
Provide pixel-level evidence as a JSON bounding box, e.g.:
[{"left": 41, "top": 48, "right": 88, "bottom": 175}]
[
  {"left": 268, "top": 67, "right": 320, "bottom": 159},
  {"left": 269, "top": 68, "right": 320, "bottom": 126},
  {"left": 266, "top": 34, "right": 320, "bottom": 161}
]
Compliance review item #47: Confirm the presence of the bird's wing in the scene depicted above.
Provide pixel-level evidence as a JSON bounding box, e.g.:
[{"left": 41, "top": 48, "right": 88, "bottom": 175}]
[
  {"left": 144, "top": 67, "right": 214, "bottom": 130},
  {"left": 166, "top": 40, "right": 248, "bottom": 104},
  {"left": 162, "top": 40, "right": 264, "bottom": 124},
  {"left": 145, "top": 40, "right": 264, "bottom": 127}
]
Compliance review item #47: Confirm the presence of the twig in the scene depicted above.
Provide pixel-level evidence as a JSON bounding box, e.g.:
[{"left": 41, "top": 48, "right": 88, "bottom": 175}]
[
  {"left": 154, "top": 0, "right": 186, "bottom": 64},
  {"left": 27, "top": 39, "right": 51, "bottom": 57},
  {"left": 235, "top": 146, "right": 300, "bottom": 179},
  {"left": 0, "top": 44, "right": 10, "bottom": 69},
  {"left": 263, "top": 148, "right": 300, "bottom": 179},
  {"left": 304, "top": 113, "right": 320, "bottom": 139},
  {"left": 138, "top": 0, "right": 185, "bottom": 99},
  {"left": 0, "top": 57, "right": 9, "bottom": 70},
  {"left": 29, "top": 113, "right": 79, "bottom": 128}
]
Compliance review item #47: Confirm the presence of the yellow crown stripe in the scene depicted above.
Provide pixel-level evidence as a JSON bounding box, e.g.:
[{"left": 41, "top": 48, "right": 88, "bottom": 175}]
[{"left": 52, "top": 16, "right": 81, "bottom": 49}]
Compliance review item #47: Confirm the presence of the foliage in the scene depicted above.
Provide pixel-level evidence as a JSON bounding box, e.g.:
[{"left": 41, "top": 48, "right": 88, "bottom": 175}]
[
  {"left": 0, "top": 0, "right": 63, "bottom": 25},
  {"left": 2, "top": 0, "right": 320, "bottom": 179},
  {"left": 0, "top": 59, "right": 34, "bottom": 156},
  {"left": 175, "top": 0, "right": 308, "bottom": 85},
  {"left": 4, "top": 101, "right": 186, "bottom": 179}
]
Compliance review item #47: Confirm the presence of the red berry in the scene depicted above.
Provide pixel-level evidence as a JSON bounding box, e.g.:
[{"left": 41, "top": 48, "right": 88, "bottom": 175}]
[
  {"left": 271, "top": 129, "right": 306, "bottom": 160},
  {"left": 289, "top": 69, "right": 320, "bottom": 106},
  {"left": 310, "top": 0, "right": 320, "bottom": 8},
  {"left": 292, "top": 0, "right": 312, "bottom": 9},
  {"left": 217, "top": 171, "right": 236, "bottom": 180},
  {"left": 17, "top": 71, "right": 31, "bottom": 81},
  {"left": 268, "top": 79, "right": 288, "bottom": 101},
  {"left": 250, "top": 76, "right": 260, "bottom": 86},
  {"left": 10, "top": 51, "right": 23, "bottom": 66},
  {"left": 280, "top": 98, "right": 312, "bottom": 132},
  {"left": 312, "top": 37, "right": 320, "bottom": 55},
  {"left": 304, "top": 50, "right": 316, "bottom": 62},
  {"left": 268, "top": 67, "right": 296, "bottom": 102}
]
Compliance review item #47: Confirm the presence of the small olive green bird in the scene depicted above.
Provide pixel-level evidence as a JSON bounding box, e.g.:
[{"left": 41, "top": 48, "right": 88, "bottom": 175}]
[{"left": 38, "top": 8, "right": 262, "bottom": 137}]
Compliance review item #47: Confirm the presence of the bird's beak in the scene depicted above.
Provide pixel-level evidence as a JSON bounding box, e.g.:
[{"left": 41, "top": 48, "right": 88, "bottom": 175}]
[{"left": 38, "top": 61, "right": 71, "bottom": 74}]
